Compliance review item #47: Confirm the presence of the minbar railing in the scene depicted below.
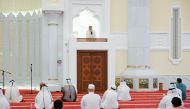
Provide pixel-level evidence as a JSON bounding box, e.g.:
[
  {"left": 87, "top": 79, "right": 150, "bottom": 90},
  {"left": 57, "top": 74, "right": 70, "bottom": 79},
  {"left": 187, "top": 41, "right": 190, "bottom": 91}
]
[{"left": 77, "top": 38, "right": 108, "bottom": 42}]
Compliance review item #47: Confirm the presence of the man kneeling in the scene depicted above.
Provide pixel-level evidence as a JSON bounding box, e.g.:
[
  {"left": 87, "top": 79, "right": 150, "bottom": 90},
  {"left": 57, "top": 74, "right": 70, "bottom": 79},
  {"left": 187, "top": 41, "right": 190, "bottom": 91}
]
[{"left": 5, "top": 80, "right": 23, "bottom": 103}]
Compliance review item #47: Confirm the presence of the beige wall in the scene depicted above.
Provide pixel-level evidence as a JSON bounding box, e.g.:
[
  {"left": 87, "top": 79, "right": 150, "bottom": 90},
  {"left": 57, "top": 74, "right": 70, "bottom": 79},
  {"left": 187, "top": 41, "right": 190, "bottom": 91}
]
[
  {"left": 150, "top": 0, "right": 190, "bottom": 32},
  {"left": 110, "top": 0, "right": 190, "bottom": 32},
  {"left": 110, "top": 0, "right": 128, "bottom": 32},
  {"left": 112, "top": 0, "right": 190, "bottom": 76},
  {"left": 115, "top": 50, "right": 190, "bottom": 76},
  {"left": 116, "top": 50, "right": 128, "bottom": 76},
  {"left": 151, "top": 51, "right": 190, "bottom": 75},
  {"left": 0, "top": 0, "right": 41, "bottom": 12}
]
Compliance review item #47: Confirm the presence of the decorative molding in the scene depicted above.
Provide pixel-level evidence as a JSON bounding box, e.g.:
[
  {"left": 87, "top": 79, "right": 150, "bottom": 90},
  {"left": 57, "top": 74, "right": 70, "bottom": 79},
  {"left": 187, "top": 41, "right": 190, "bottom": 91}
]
[
  {"left": 0, "top": 12, "right": 41, "bottom": 87},
  {"left": 110, "top": 32, "right": 190, "bottom": 51},
  {"left": 150, "top": 33, "right": 169, "bottom": 50},
  {"left": 116, "top": 75, "right": 190, "bottom": 90},
  {"left": 182, "top": 33, "right": 190, "bottom": 50}
]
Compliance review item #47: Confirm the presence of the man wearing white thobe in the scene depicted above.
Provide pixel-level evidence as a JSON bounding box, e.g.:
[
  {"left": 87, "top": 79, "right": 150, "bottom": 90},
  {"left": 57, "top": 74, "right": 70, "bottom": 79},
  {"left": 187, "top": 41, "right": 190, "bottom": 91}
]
[
  {"left": 0, "top": 88, "right": 10, "bottom": 109},
  {"left": 169, "top": 82, "right": 182, "bottom": 99},
  {"left": 5, "top": 80, "right": 23, "bottom": 102},
  {"left": 159, "top": 87, "right": 182, "bottom": 109},
  {"left": 117, "top": 81, "right": 131, "bottom": 101},
  {"left": 81, "top": 84, "right": 101, "bottom": 109},
  {"left": 101, "top": 85, "right": 118, "bottom": 109},
  {"left": 86, "top": 26, "right": 96, "bottom": 38},
  {"left": 35, "top": 85, "right": 53, "bottom": 109}
]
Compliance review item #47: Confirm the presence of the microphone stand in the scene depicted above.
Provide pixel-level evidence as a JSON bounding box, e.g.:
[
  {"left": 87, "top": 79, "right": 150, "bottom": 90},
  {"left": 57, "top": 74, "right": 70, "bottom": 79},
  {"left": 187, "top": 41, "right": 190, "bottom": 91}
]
[
  {"left": 2, "top": 70, "right": 5, "bottom": 94},
  {"left": 30, "top": 64, "right": 33, "bottom": 94},
  {"left": 0, "top": 69, "right": 11, "bottom": 95}
]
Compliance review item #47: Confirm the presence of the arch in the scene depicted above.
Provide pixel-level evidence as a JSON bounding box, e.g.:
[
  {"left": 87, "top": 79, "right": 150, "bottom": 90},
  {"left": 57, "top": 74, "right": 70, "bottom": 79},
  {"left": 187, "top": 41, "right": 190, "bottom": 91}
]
[{"left": 72, "top": 9, "right": 100, "bottom": 38}]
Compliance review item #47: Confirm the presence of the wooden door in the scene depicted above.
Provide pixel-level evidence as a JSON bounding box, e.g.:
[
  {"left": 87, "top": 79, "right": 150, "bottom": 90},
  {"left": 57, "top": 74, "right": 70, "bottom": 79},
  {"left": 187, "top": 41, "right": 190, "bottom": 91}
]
[{"left": 77, "top": 50, "right": 107, "bottom": 93}]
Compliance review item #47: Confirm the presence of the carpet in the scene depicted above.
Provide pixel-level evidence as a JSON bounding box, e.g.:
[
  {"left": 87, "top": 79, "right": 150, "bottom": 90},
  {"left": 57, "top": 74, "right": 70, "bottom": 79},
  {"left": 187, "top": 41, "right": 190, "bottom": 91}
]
[{"left": 10, "top": 90, "right": 190, "bottom": 109}]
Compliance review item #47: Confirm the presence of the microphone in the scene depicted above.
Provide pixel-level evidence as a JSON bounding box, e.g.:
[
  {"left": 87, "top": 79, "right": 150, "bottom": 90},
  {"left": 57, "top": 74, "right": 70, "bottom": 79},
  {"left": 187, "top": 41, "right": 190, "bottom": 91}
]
[
  {"left": 30, "top": 64, "right": 33, "bottom": 94},
  {"left": 30, "top": 64, "right": 32, "bottom": 72},
  {"left": 5, "top": 70, "right": 11, "bottom": 74},
  {"left": 66, "top": 78, "right": 71, "bottom": 80}
]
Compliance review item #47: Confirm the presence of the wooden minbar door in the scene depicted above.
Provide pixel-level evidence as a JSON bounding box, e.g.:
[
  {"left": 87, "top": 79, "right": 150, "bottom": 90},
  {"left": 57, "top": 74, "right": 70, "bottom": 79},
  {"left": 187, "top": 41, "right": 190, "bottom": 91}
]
[{"left": 77, "top": 50, "right": 107, "bottom": 93}]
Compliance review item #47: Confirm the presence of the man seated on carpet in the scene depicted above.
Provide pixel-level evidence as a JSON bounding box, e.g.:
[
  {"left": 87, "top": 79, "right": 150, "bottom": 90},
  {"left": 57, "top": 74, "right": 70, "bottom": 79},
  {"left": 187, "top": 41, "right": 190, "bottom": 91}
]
[
  {"left": 54, "top": 99, "right": 63, "bottom": 109},
  {"left": 35, "top": 84, "right": 53, "bottom": 109},
  {"left": 5, "top": 80, "right": 23, "bottom": 103},
  {"left": 81, "top": 84, "right": 101, "bottom": 109},
  {"left": 0, "top": 88, "right": 10, "bottom": 109},
  {"left": 172, "top": 97, "right": 187, "bottom": 109},
  {"left": 158, "top": 86, "right": 182, "bottom": 109},
  {"left": 117, "top": 80, "right": 131, "bottom": 101},
  {"left": 101, "top": 85, "right": 118, "bottom": 109},
  {"left": 176, "top": 78, "right": 187, "bottom": 100}
]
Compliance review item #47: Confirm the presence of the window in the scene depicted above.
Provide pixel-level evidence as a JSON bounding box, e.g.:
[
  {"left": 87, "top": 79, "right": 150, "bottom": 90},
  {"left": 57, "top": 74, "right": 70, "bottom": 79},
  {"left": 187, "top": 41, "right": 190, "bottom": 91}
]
[
  {"left": 170, "top": 7, "right": 182, "bottom": 64},
  {"left": 73, "top": 9, "right": 100, "bottom": 38}
]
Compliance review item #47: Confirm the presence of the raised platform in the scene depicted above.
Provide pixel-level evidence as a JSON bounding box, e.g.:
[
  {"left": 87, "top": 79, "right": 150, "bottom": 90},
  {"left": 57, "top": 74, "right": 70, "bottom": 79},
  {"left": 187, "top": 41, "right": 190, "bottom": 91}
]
[
  {"left": 46, "top": 83, "right": 62, "bottom": 92},
  {"left": 121, "top": 67, "right": 159, "bottom": 91}
]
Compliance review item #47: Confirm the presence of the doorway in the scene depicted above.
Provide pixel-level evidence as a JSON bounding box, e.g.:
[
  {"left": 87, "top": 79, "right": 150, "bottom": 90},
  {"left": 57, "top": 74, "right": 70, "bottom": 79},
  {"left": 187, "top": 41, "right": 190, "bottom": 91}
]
[{"left": 77, "top": 50, "right": 107, "bottom": 93}]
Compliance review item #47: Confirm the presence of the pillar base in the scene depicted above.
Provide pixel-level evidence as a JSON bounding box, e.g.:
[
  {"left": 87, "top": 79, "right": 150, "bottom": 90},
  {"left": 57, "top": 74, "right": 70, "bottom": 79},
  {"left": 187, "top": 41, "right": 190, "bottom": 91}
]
[
  {"left": 121, "top": 68, "right": 158, "bottom": 91},
  {"left": 46, "top": 83, "right": 61, "bottom": 92},
  {"left": 46, "top": 79, "right": 61, "bottom": 92}
]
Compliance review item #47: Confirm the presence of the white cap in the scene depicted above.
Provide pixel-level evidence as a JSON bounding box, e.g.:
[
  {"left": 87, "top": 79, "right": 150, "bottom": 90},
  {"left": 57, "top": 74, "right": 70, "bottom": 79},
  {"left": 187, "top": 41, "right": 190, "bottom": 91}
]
[{"left": 88, "top": 84, "right": 95, "bottom": 89}]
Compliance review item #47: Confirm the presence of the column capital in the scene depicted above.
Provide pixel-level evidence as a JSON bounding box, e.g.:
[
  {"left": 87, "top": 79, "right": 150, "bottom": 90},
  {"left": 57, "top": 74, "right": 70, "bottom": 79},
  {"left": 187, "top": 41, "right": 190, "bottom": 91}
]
[
  {"left": 43, "top": 10, "right": 63, "bottom": 25},
  {"left": 42, "top": 0, "right": 64, "bottom": 11}
]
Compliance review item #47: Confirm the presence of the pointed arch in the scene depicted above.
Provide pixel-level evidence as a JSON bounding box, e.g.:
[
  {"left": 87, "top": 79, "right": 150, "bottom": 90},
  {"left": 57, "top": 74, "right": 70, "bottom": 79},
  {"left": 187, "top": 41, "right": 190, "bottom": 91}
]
[{"left": 73, "top": 9, "right": 100, "bottom": 38}]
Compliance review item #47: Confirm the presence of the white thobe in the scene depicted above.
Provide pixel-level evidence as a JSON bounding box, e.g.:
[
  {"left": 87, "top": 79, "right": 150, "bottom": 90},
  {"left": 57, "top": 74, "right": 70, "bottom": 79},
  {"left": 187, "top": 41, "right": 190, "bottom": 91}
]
[
  {"left": 169, "top": 83, "right": 182, "bottom": 99},
  {"left": 5, "top": 85, "right": 23, "bottom": 102},
  {"left": 101, "top": 89, "right": 118, "bottom": 109},
  {"left": 0, "top": 89, "right": 10, "bottom": 109},
  {"left": 81, "top": 92, "right": 101, "bottom": 109},
  {"left": 117, "top": 82, "right": 131, "bottom": 101},
  {"left": 176, "top": 88, "right": 182, "bottom": 99},
  {"left": 159, "top": 89, "right": 183, "bottom": 109},
  {"left": 159, "top": 94, "right": 173, "bottom": 109},
  {"left": 35, "top": 87, "right": 53, "bottom": 109},
  {"left": 86, "top": 30, "right": 96, "bottom": 38}
]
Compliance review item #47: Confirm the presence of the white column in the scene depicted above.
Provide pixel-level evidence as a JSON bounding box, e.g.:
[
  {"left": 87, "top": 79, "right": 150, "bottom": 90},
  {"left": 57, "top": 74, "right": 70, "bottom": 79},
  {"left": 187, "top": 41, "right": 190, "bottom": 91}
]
[
  {"left": 128, "top": 0, "right": 150, "bottom": 66},
  {"left": 12, "top": 14, "right": 19, "bottom": 81},
  {"left": 28, "top": 13, "right": 34, "bottom": 82},
  {"left": 122, "top": 0, "right": 158, "bottom": 91},
  {"left": 48, "top": 22, "right": 58, "bottom": 80},
  {"left": 45, "top": 12, "right": 62, "bottom": 81},
  {"left": 2, "top": 15, "right": 9, "bottom": 72},
  {"left": 21, "top": 14, "right": 27, "bottom": 79},
  {"left": 34, "top": 13, "right": 40, "bottom": 81},
  {"left": 41, "top": 0, "right": 64, "bottom": 91},
  {"left": 41, "top": 12, "right": 49, "bottom": 82}
]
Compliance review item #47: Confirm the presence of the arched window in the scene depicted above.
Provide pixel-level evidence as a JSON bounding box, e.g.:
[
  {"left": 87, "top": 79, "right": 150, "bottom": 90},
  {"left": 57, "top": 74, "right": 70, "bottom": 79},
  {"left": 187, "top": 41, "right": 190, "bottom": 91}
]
[
  {"left": 73, "top": 9, "right": 100, "bottom": 38},
  {"left": 170, "top": 6, "right": 182, "bottom": 64}
]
